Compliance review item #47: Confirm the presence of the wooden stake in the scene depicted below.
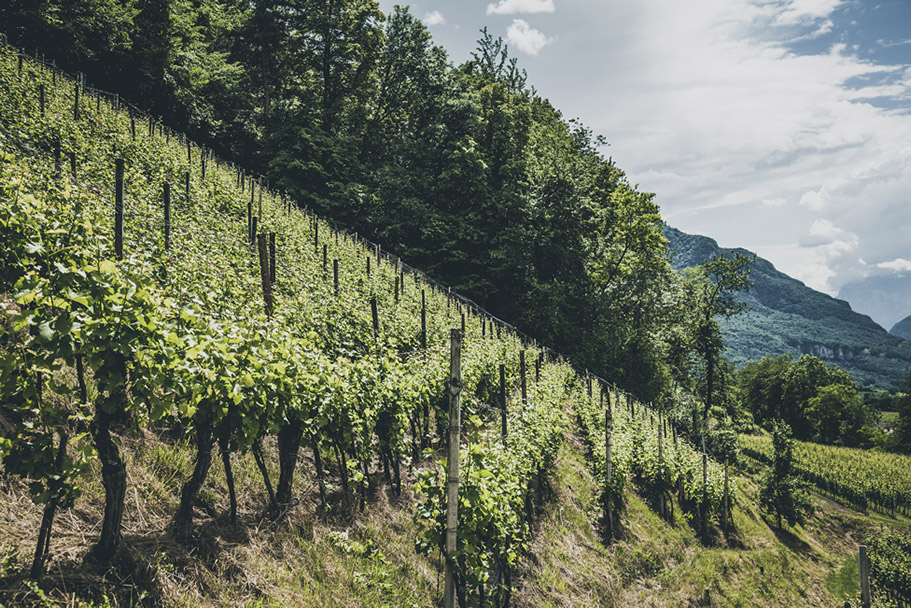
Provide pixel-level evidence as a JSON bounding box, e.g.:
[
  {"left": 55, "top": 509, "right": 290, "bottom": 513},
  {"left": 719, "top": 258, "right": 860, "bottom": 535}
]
[
  {"left": 605, "top": 401, "right": 614, "bottom": 539},
  {"left": 163, "top": 180, "right": 171, "bottom": 250},
  {"left": 421, "top": 290, "right": 427, "bottom": 348},
  {"left": 269, "top": 232, "right": 276, "bottom": 285},
  {"left": 114, "top": 159, "right": 124, "bottom": 260},
  {"left": 859, "top": 545, "right": 871, "bottom": 608},
  {"left": 251, "top": 217, "right": 258, "bottom": 246},
  {"left": 443, "top": 329, "right": 463, "bottom": 608},
  {"left": 333, "top": 259, "right": 339, "bottom": 297},
  {"left": 257, "top": 234, "right": 273, "bottom": 317},
  {"left": 500, "top": 364, "right": 507, "bottom": 441},
  {"left": 371, "top": 297, "right": 379, "bottom": 339},
  {"left": 722, "top": 457, "right": 730, "bottom": 533},
  {"left": 73, "top": 81, "right": 79, "bottom": 121},
  {"left": 520, "top": 351, "right": 527, "bottom": 404}
]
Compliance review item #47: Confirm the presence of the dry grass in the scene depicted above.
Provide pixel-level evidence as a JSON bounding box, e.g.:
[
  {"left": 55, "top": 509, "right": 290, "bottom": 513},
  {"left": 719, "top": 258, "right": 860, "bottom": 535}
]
[
  {"left": 0, "top": 428, "right": 440, "bottom": 607},
  {"left": 1, "top": 424, "right": 906, "bottom": 607}
]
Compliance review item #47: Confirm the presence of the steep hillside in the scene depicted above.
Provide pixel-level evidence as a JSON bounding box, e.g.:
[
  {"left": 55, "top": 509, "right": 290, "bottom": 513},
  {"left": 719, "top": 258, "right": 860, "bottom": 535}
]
[
  {"left": 892, "top": 315, "right": 911, "bottom": 341},
  {"left": 664, "top": 226, "right": 911, "bottom": 389}
]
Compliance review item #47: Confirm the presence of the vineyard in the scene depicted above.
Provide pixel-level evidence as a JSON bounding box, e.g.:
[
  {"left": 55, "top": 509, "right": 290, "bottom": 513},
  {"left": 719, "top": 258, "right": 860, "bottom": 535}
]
[
  {"left": 740, "top": 433, "right": 911, "bottom": 517},
  {"left": 0, "top": 40, "right": 756, "bottom": 607}
]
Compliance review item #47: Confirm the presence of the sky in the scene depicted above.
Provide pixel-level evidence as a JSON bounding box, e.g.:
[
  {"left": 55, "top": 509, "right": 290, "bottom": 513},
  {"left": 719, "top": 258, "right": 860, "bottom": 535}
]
[{"left": 377, "top": 0, "right": 911, "bottom": 328}]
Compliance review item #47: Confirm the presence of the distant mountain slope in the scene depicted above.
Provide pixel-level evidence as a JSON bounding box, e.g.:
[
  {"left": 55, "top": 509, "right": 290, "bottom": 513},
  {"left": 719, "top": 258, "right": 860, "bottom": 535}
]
[
  {"left": 892, "top": 315, "right": 911, "bottom": 341},
  {"left": 664, "top": 226, "right": 911, "bottom": 389}
]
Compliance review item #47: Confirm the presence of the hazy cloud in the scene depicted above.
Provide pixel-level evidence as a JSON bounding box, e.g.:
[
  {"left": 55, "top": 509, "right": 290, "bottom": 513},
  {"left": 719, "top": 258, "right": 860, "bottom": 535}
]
[
  {"left": 506, "top": 19, "right": 553, "bottom": 55},
  {"left": 487, "top": 0, "right": 555, "bottom": 16},
  {"left": 876, "top": 258, "right": 911, "bottom": 272},
  {"left": 423, "top": 10, "right": 444, "bottom": 26}
]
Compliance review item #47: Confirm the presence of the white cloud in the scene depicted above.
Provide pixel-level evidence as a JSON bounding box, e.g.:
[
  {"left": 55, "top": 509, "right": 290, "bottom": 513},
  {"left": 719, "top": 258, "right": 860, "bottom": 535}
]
[
  {"left": 554, "top": 0, "right": 911, "bottom": 297},
  {"left": 798, "top": 188, "right": 830, "bottom": 211},
  {"left": 506, "top": 19, "right": 553, "bottom": 55},
  {"left": 775, "top": 0, "right": 844, "bottom": 25},
  {"left": 423, "top": 10, "right": 444, "bottom": 26},
  {"left": 876, "top": 258, "right": 911, "bottom": 272},
  {"left": 487, "top": 0, "right": 555, "bottom": 16}
]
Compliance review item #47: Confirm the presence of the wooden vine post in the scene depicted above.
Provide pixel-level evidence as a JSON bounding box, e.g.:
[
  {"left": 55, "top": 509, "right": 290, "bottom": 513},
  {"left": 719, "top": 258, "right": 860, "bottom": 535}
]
[
  {"left": 658, "top": 425, "right": 666, "bottom": 519},
  {"left": 269, "top": 232, "right": 276, "bottom": 285},
  {"left": 859, "top": 545, "right": 871, "bottom": 608},
  {"left": 163, "top": 180, "right": 171, "bottom": 250},
  {"left": 520, "top": 350, "right": 527, "bottom": 404},
  {"left": 444, "top": 328, "right": 463, "bottom": 608},
  {"left": 371, "top": 297, "right": 379, "bottom": 340},
  {"left": 722, "top": 457, "right": 730, "bottom": 533},
  {"left": 257, "top": 234, "right": 273, "bottom": 317},
  {"left": 333, "top": 259, "right": 339, "bottom": 297},
  {"left": 605, "top": 390, "right": 614, "bottom": 539},
  {"left": 421, "top": 290, "right": 427, "bottom": 349},
  {"left": 499, "top": 363, "right": 507, "bottom": 442},
  {"left": 702, "top": 435, "right": 708, "bottom": 534},
  {"left": 114, "top": 159, "right": 124, "bottom": 260}
]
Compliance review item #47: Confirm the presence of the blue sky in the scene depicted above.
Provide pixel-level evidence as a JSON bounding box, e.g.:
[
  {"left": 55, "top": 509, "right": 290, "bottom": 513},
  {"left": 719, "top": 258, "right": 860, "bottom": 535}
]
[{"left": 378, "top": 0, "right": 911, "bottom": 326}]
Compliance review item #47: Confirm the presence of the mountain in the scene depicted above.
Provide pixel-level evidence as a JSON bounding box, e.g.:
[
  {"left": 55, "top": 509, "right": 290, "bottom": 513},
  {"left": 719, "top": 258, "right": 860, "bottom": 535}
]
[
  {"left": 837, "top": 276, "right": 911, "bottom": 331},
  {"left": 664, "top": 226, "right": 911, "bottom": 390},
  {"left": 892, "top": 315, "right": 911, "bottom": 341}
]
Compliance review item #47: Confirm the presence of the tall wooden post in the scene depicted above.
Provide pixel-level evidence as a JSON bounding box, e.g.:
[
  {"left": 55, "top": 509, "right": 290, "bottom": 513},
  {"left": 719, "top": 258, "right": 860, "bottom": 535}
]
[
  {"left": 658, "top": 426, "right": 666, "bottom": 519},
  {"left": 258, "top": 176, "right": 263, "bottom": 218},
  {"left": 184, "top": 171, "right": 190, "bottom": 203},
  {"left": 247, "top": 197, "right": 252, "bottom": 242},
  {"left": 269, "top": 232, "right": 276, "bottom": 285},
  {"left": 251, "top": 217, "right": 258, "bottom": 246},
  {"left": 333, "top": 259, "right": 339, "bottom": 297},
  {"left": 73, "top": 81, "right": 79, "bottom": 121},
  {"left": 163, "top": 180, "right": 171, "bottom": 250},
  {"left": 520, "top": 351, "right": 527, "bottom": 404},
  {"left": 499, "top": 364, "right": 507, "bottom": 441},
  {"left": 366, "top": 256, "right": 371, "bottom": 277},
  {"left": 257, "top": 234, "right": 273, "bottom": 317},
  {"left": 859, "top": 545, "right": 871, "bottom": 608},
  {"left": 322, "top": 244, "right": 327, "bottom": 274},
  {"left": 371, "top": 297, "right": 379, "bottom": 340},
  {"left": 702, "top": 436, "right": 708, "bottom": 533},
  {"left": 114, "top": 159, "right": 124, "bottom": 260},
  {"left": 443, "top": 329, "right": 463, "bottom": 608},
  {"left": 605, "top": 393, "right": 614, "bottom": 539},
  {"left": 421, "top": 290, "right": 427, "bottom": 348},
  {"left": 39, "top": 84, "right": 45, "bottom": 117},
  {"left": 722, "top": 457, "right": 730, "bottom": 533}
]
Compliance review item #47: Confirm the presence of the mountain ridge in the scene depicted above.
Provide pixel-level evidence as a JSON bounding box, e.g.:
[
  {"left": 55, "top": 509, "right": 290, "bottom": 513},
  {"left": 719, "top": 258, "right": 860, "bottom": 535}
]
[
  {"left": 892, "top": 315, "right": 911, "bottom": 341},
  {"left": 664, "top": 225, "right": 911, "bottom": 389}
]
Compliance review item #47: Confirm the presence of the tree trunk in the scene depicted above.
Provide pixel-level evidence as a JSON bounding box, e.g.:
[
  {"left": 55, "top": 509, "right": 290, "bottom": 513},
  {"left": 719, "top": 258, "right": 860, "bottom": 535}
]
[
  {"left": 252, "top": 438, "right": 276, "bottom": 511},
  {"left": 313, "top": 443, "right": 328, "bottom": 510},
  {"left": 31, "top": 431, "right": 68, "bottom": 578},
  {"left": 275, "top": 420, "right": 304, "bottom": 514},
  {"left": 172, "top": 425, "right": 214, "bottom": 540},
  {"left": 89, "top": 407, "right": 126, "bottom": 564},
  {"left": 220, "top": 436, "right": 237, "bottom": 524}
]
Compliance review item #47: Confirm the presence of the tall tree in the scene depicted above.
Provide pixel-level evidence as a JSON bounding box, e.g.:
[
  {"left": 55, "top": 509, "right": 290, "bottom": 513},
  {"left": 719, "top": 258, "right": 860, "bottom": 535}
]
[{"left": 690, "top": 252, "right": 754, "bottom": 421}]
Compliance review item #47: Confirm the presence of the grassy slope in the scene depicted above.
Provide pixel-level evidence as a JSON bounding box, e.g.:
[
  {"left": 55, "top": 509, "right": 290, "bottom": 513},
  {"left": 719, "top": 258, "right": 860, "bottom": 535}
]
[
  {"left": 516, "top": 434, "right": 905, "bottom": 608},
  {"left": 2, "top": 424, "right": 894, "bottom": 608}
]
